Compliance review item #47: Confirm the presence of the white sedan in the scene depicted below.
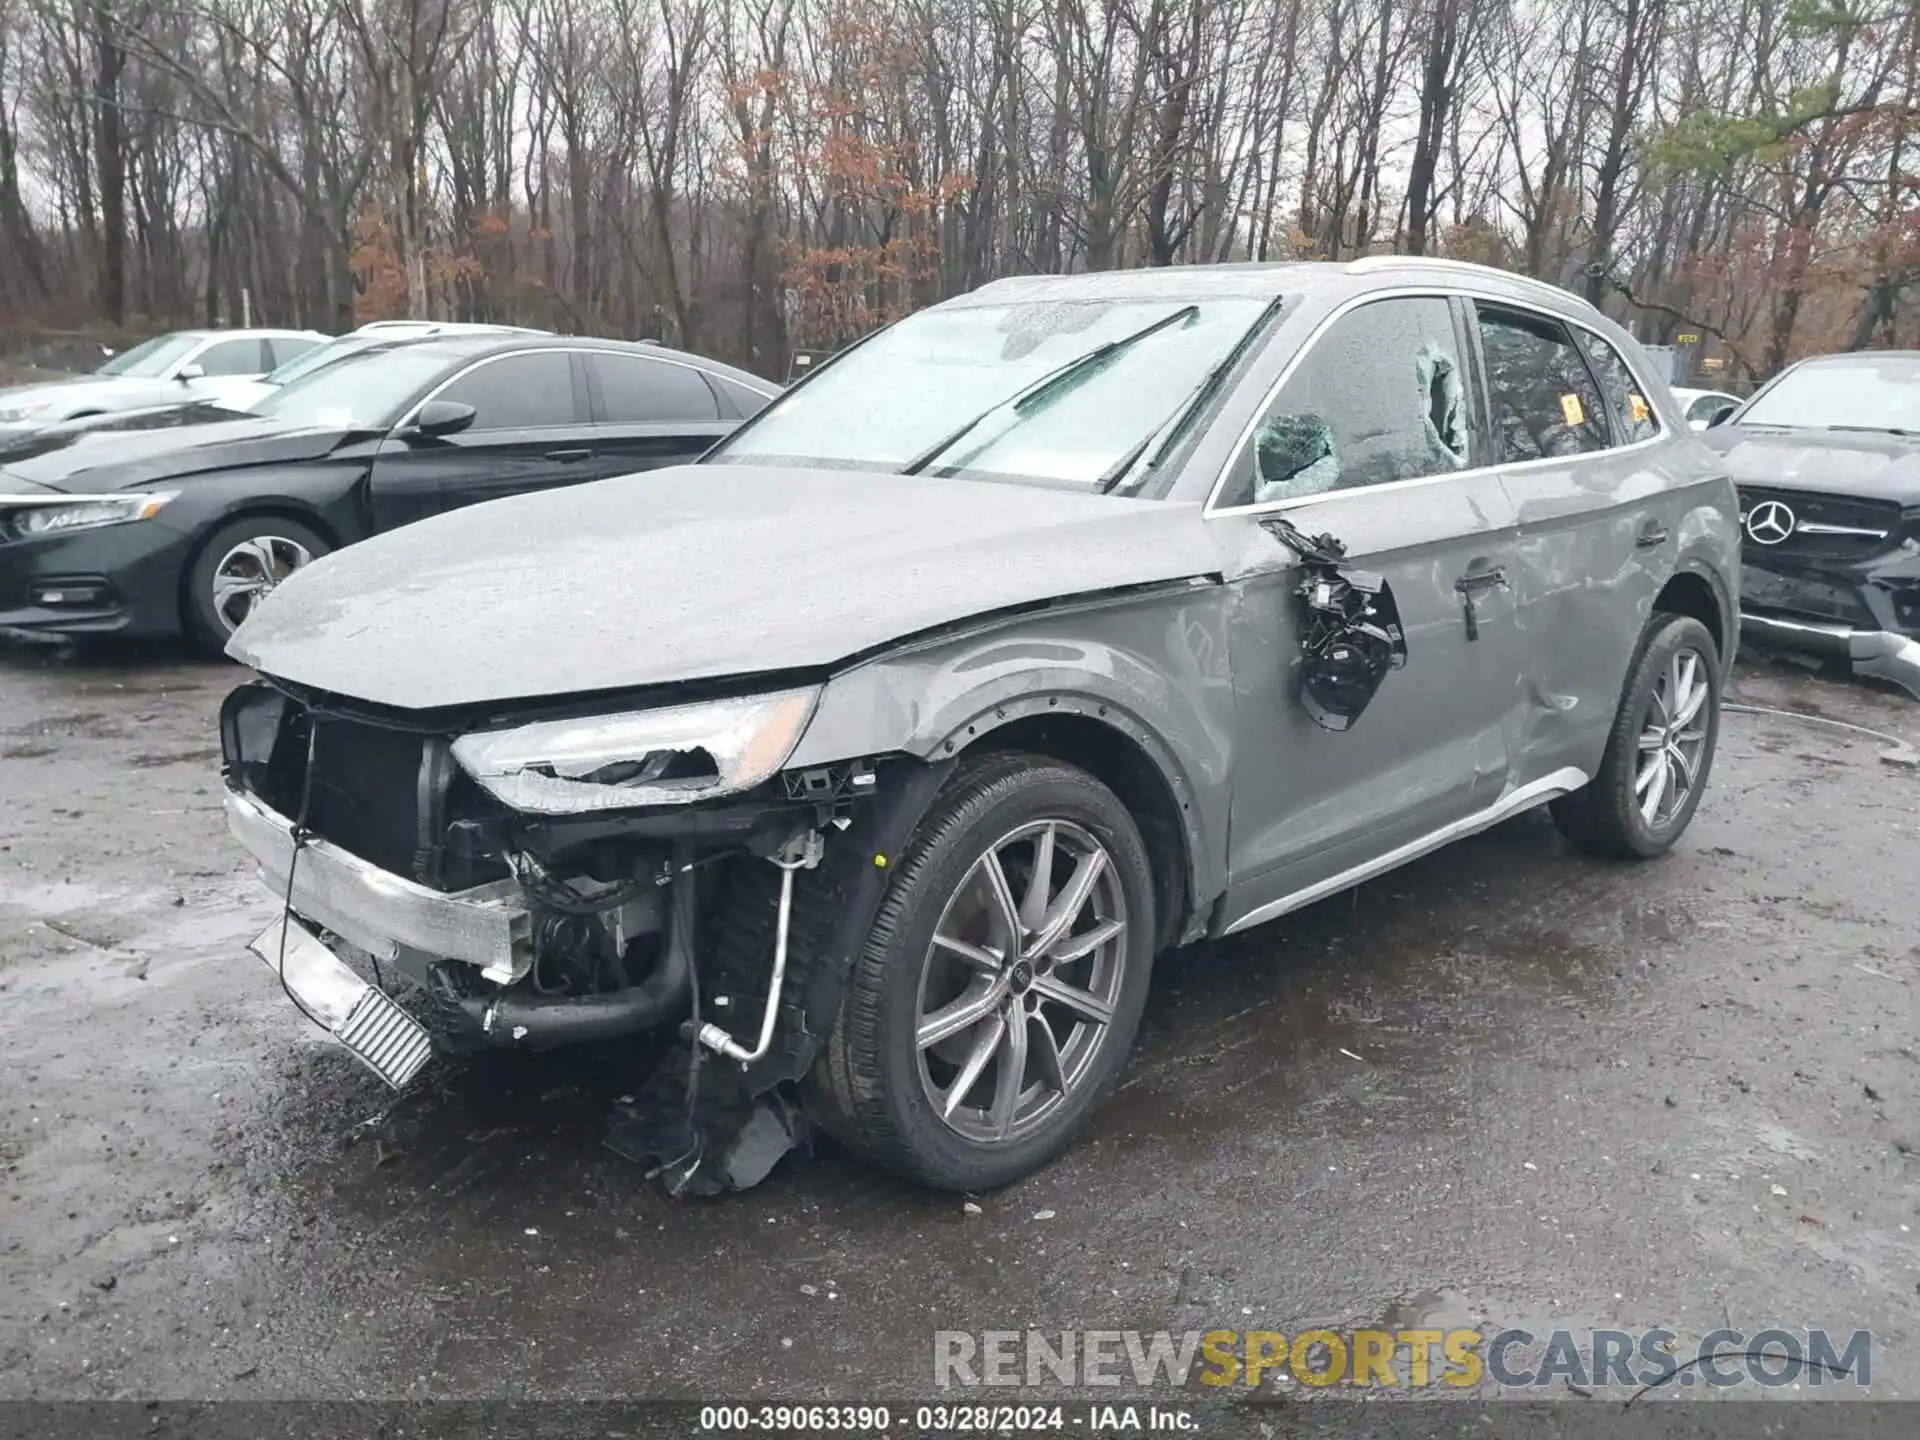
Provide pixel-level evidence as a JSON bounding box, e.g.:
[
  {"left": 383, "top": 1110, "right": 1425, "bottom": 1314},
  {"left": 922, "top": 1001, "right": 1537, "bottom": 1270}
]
[
  {"left": 196, "top": 320, "right": 545, "bottom": 412},
  {"left": 0, "top": 329, "right": 326, "bottom": 433},
  {"left": 1670, "top": 386, "right": 1743, "bottom": 431}
]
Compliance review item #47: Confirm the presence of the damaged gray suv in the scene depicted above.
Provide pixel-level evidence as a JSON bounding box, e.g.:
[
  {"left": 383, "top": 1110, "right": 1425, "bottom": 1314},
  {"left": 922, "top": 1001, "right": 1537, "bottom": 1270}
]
[{"left": 221, "top": 259, "right": 1740, "bottom": 1192}]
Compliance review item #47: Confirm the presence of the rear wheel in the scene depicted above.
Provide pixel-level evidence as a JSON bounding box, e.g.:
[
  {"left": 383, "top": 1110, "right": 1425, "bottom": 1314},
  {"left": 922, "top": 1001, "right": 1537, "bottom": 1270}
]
[
  {"left": 809, "top": 752, "right": 1156, "bottom": 1190},
  {"left": 1551, "top": 613, "right": 1720, "bottom": 859},
  {"left": 184, "top": 515, "right": 330, "bottom": 652}
]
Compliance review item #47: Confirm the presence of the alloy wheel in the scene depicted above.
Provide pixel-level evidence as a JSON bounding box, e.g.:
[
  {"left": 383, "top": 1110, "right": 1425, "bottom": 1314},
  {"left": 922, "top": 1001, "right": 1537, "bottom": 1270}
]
[
  {"left": 914, "top": 819, "right": 1129, "bottom": 1145},
  {"left": 210, "top": 535, "right": 313, "bottom": 633},
  {"left": 1635, "top": 646, "right": 1710, "bottom": 826}
]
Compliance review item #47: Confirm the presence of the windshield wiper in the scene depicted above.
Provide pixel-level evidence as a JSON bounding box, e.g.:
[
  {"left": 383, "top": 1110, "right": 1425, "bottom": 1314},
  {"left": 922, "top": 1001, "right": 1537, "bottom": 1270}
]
[
  {"left": 899, "top": 304, "right": 1200, "bottom": 475},
  {"left": 1094, "top": 293, "right": 1291, "bottom": 495}
]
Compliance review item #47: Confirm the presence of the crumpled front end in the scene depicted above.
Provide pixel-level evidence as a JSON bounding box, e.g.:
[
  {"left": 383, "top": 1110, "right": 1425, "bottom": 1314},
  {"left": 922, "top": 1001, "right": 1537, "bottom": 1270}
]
[{"left": 220, "top": 676, "right": 945, "bottom": 1190}]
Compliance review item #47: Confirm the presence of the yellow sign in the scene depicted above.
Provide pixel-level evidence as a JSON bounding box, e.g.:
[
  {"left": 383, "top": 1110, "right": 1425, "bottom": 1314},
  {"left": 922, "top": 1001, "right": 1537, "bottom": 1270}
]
[
  {"left": 1628, "top": 394, "right": 1650, "bottom": 422},
  {"left": 1702, "top": 356, "right": 1726, "bottom": 371},
  {"left": 1676, "top": 331, "right": 1701, "bottom": 344},
  {"left": 1559, "top": 393, "right": 1586, "bottom": 427}
]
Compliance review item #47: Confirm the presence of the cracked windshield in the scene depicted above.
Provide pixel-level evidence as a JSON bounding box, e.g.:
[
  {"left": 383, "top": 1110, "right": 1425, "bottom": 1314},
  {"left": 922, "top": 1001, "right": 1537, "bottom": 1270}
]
[{"left": 708, "top": 295, "right": 1283, "bottom": 489}]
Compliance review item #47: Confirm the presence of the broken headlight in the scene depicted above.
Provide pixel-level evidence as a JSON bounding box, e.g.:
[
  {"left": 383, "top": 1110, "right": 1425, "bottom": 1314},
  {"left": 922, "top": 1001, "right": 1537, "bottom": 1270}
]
[{"left": 449, "top": 688, "right": 820, "bottom": 815}]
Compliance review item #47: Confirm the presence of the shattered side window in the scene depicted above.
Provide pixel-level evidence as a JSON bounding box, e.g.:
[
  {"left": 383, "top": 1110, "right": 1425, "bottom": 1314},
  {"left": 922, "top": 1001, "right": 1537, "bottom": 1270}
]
[
  {"left": 1577, "top": 330, "right": 1661, "bottom": 443},
  {"left": 1221, "top": 297, "right": 1471, "bottom": 508},
  {"left": 1477, "top": 306, "right": 1610, "bottom": 461}
]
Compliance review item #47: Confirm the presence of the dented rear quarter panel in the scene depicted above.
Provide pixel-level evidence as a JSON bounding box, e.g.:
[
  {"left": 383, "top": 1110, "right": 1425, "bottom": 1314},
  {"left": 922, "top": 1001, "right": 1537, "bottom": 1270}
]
[{"left": 1499, "top": 429, "right": 1738, "bottom": 785}]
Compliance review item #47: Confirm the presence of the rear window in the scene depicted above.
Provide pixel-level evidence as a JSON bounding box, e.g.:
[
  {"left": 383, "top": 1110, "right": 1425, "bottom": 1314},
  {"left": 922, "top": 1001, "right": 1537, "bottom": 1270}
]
[
  {"left": 588, "top": 353, "right": 719, "bottom": 423},
  {"left": 713, "top": 376, "right": 775, "bottom": 419},
  {"left": 1576, "top": 331, "right": 1660, "bottom": 444},
  {"left": 267, "top": 336, "right": 322, "bottom": 369},
  {"left": 1476, "top": 306, "right": 1609, "bottom": 461}
]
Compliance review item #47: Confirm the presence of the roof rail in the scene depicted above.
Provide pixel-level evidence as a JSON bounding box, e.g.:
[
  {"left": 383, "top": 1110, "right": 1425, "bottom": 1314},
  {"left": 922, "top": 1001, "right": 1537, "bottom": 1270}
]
[{"left": 1343, "top": 255, "right": 1600, "bottom": 314}]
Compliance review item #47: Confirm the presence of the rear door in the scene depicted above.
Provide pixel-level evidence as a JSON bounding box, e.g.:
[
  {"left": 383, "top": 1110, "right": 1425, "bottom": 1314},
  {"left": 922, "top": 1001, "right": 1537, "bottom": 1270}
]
[
  {"left": 582, "top": 350, "right": 736, "bottom": 478},
  {"left": 1213, "top": 293, "right": 1529, "bottom": 932},
  {"left": 1473, "top": 303, "right": 1678, "bottom": 786},
  {"left": 368, "top": 348, "right": 595, "bottom": 527}
]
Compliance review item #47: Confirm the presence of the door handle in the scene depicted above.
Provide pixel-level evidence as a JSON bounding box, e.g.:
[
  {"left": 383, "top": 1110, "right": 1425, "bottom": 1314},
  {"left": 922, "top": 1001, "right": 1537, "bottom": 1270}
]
[
  {"left": 544, "top": 447, "right": 593, "bottom": 463},
  {"left": 1453, "top": 565, "right": 1509, "bottom": 643},
  {"left": 1454, "top": 566, "right": 1508, "bottom": 594},
  {"left": 1635, "top": 523, "right": 1670, "bottom": 549}
]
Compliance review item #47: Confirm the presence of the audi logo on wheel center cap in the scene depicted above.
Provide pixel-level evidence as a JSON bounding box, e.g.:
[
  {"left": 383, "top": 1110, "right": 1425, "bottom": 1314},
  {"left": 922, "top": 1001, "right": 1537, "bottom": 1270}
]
[{"left": 1745, "top": 500, "right": 1796, "bottom": 545}]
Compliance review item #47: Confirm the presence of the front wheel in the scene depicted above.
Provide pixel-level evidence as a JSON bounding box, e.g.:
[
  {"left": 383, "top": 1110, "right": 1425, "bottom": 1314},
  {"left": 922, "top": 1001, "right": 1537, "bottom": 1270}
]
[
  {"left": 1551, "top": 613, "right": 1721, "bottom": 859},
  {"left": 809, "top": 752, "right": 1157, "bottom": 1190},
  {"left": 184, "top": 515, "right": 330, "bottom": 652}
]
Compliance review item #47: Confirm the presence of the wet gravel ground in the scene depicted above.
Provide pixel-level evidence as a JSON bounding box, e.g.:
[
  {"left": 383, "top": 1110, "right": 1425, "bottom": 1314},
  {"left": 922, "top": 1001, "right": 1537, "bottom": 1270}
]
[{"left": 1, "top": 635, "right": 1916, "bottom": 1408}]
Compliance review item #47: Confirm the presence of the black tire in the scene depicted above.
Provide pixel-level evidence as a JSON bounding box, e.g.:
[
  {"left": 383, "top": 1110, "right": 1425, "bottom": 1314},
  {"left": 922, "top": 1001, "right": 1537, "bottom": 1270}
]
[
  {"left": 183, "top": 515, "right": 331, "bottom": 653},
  {"left": 808, "top": 751, "right": 1157, "bottom": 1190},
  {"left": 1551, "top": 612, "right": 1721, "bottom": 859}
]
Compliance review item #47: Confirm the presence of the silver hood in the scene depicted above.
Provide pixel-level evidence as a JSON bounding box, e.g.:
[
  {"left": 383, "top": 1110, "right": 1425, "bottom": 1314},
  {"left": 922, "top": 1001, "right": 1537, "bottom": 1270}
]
[
  {"left": 229, "top": 465, "right": 1222, "bottom": 710},
  {"left": 0, "top": 374, "right": 190, "bottom": 423}
]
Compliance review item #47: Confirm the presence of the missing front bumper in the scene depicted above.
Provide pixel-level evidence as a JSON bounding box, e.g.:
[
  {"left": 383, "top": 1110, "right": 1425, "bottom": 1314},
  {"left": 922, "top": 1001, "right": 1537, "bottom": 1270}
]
[
  {"left": 248, "top": 915, "right": 434, "bottom": 1089},
  {"left": 225, "top": 786, "right": 534, "bottom": 982}
]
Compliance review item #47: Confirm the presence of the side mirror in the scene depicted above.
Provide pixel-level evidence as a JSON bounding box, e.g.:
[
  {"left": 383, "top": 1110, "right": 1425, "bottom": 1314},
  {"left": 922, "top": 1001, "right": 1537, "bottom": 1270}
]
[
  {"left": 176, "top": 362, "right": 204, "bottom": 382},
  {"left": 408, "top": 399, "right": 477, "bottom": 438},
  {"left": 1706, "top": 407, "right": 1734, "bottom": 429}
]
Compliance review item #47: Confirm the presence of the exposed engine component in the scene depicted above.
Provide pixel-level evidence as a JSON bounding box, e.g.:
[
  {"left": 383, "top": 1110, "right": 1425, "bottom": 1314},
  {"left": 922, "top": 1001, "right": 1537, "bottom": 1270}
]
[
  {"left": 436, "top": 855, "right": 694, "bottom": 1048},
  {"left": 1267, "top": 516, "right": 1408, "bottom": 732},
  {"left": 694, "top": 829, "right": 825, "bottom": 1065}
]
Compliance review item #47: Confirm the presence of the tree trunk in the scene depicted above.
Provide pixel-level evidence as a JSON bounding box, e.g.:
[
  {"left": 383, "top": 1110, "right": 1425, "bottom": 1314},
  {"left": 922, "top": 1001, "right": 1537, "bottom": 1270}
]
[{"left": 92, "top": 4, "right": 127, "bottom": 324}]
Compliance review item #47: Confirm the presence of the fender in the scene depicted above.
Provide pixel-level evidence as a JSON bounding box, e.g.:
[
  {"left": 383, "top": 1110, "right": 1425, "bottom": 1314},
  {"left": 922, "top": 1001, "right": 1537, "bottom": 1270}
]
[
  {"left": 785, "top": 580, "right": 1237, "bottom": 930},
  {"left": 1669, "top": 484, "right": 1742, "bottom": 680}
]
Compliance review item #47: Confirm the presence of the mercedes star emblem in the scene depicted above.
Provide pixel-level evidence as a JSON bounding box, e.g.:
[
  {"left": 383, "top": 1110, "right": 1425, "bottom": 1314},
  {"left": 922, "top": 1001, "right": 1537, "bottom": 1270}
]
[{"left": 1745, "top": 499, "right": 1795, "bottom": 545}]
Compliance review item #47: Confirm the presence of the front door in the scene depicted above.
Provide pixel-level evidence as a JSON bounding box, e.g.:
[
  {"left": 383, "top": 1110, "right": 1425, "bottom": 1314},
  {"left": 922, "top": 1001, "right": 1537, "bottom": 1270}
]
[
  {"left": 1212, "top": 294, "right": 1530, "bottom": 933},
  {"left": 369, "top": 349, "right": 596, "bottom": 529}
]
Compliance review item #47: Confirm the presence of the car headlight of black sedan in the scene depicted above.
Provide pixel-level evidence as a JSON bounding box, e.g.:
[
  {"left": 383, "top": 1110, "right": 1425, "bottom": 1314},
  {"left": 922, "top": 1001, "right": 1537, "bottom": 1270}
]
[{"left": 4, "top": 491, "right": 179, "bottom": 537}]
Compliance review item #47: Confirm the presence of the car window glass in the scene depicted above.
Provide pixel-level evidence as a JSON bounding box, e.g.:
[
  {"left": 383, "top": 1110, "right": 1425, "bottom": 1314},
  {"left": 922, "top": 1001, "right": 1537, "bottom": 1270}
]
[
  {"left": 1221, "top": 296, "right": 1471, "bottom": 507},
  {"left": 1689, "top": 394, "right": 1734, "bottom": 425},
  {"left": 1738, "top": 356, "right": 1920, "bottom": 430},
  {"left": 713, "top": 376, "right": 774, "bottom": 419},
  {"left": 589, "top": 353, "right": 718, "bottom": 423},
  {"left": 196, "top": 338, "right": 269, "bottom": 376},
  {"left": 266, "top": 337, "right": 321, "bottom": 369},
  {"left": 438, "top": 352, "right": 577, "bottom": 429},
  {"left": 1576, "top": 331, "right": 1659, "bottom": 443},
  {"left": 710, "top": 295, "right": 1282, "bottom": 489},
  {"left": 1477, "top": 307, "right": 1609, "bottom": 461}
]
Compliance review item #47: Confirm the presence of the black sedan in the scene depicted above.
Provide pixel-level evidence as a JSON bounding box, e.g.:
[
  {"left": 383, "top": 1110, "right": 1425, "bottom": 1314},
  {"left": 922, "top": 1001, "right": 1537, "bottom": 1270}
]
[
  {"left": 0, "top": 335, "right": 775, "bottom": 648},
  {"left": 1703, "top": 350, "right": 1920, "bottom": 696}
]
